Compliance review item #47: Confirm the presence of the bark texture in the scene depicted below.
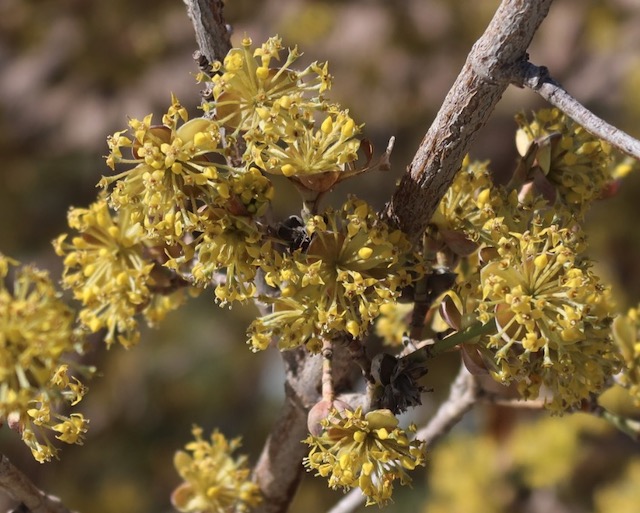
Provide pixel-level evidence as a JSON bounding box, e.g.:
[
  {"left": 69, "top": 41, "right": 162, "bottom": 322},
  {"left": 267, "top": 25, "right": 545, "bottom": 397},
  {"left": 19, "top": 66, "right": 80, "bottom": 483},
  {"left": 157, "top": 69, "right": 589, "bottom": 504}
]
[
  {"left": 383, "top": 0, "right": 554, "bottom": 242},
  {"left": 183, "top": 0, "right": 232, "bottom": 64}
]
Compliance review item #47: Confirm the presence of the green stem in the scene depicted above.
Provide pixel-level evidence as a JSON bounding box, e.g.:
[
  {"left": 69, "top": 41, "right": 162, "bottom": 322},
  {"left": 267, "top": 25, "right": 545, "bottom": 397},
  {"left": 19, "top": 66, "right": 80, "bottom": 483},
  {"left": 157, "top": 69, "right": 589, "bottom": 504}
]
[
  {"left": 298, "top": 187, "right": 324, "bottom": 220},
  {"left": 400, "top": 319, "right": 497, "bottom": 369},
  {"left": 430, "top": 320, "right": 496, "bottom": 356},
  {"left": 598, "top": 409, "right": 640, "bottom": 441}
]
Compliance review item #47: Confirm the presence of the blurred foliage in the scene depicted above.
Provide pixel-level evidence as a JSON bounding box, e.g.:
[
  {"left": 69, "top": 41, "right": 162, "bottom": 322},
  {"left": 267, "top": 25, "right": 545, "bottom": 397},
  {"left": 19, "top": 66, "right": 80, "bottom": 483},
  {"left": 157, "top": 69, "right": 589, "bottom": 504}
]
[
  {"left": 422, "top": 412, "right": 638, "bottom": 513},
  {"left": 1, "top": 1, "right": 640, "bottom": 513}
]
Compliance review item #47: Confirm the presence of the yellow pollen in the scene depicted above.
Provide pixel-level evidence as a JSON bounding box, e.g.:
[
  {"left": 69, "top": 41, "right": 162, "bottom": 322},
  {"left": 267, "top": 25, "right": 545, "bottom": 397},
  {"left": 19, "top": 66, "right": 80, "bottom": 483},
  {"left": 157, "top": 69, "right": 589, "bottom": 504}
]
[
  {"left": 281, "top": 164, "right": 296, "bottom": 177},
  {"left": 321, "top": 116, "right": 333, "bottom": 134},
  {"left": 256, "top": 66, "right": 270, "bottom": 80},
  {"left": 534, "top": 253, "right": 549, "bottom": 269},
  {"left": 358, "top": 247, "right": 373, "bottom": 260}
]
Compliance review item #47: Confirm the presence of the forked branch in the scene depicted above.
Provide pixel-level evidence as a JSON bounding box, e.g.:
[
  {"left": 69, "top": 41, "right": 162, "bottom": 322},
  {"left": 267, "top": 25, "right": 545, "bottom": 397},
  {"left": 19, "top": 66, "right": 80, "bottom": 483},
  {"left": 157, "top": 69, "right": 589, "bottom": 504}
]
[{"left": 383, "top": 0, "right": 554, "bottom": 242}]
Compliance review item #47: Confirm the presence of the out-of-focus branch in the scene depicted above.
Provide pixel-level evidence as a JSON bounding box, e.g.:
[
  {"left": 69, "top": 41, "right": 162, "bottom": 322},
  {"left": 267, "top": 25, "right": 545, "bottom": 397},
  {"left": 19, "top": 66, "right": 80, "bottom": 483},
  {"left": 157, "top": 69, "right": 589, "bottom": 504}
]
[
  {"left": 327, "top": 365, "right": 479, "bottom": 513},
  {"left": 183, "top": 0, "right": 232, "bottom": 65},
  {"left": 0, "top": 455, "right": 75, "bottom": 513},
  {"left": 415, "top": 364, "right": 479, "bottom": 446},
  {"left": 515, "top": 61, "right": 640, "bottom": 160},
  {"left": 383, "top": 0, "right": 554, "bottom": 242}
]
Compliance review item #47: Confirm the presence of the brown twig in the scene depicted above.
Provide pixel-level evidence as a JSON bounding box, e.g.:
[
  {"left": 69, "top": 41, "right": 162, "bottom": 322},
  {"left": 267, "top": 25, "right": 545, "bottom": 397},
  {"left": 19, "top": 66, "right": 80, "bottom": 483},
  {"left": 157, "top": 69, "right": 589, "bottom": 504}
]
[
  {"left": 0, "top": 455, "right": 75, "bottom": 513},
  {"left": 383, "top": 0, "right": 554, "bottom": 242},
  {"left": 515, "top": 61, "right": 640, "bottom": 160},
  {"left": 251, "top": 343, "right": 357, "bottom": 513}
]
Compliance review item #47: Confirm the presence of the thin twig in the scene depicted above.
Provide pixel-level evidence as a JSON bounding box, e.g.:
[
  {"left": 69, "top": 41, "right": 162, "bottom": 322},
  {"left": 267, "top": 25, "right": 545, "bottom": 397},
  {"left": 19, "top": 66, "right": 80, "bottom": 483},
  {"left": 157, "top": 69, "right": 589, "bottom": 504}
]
[
  {"left": 327, "top": 365, "right": 479, "bottom": 513},
  {"left": 516, "top": 61, "right": 640, "bottom": 160},
  {"left": 321, "top": 338, "right": 335, "bottom": 402},
  {"left": 415, "top": 364, "right": 479, "bottom": 446},
  {"left": 479, "top": 394, "right": 546, "bottom": 409},
  {"left": 0, "top": 455, "right": 75, "bottom": 513}
]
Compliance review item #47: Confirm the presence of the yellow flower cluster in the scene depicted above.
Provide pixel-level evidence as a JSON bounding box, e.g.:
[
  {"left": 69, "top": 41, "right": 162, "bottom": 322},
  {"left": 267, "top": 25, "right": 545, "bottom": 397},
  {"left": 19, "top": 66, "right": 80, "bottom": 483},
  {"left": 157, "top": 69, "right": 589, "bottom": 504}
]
[
  {"left": 248, "top": 198, "right": 422, "bottom": 351},
  {"left": 0, "top": 254, "right": 91, "bottom": 462},
  {"left": 187, "top": 209, "right": 268, "bottom": 305},
  {"left": 207, "top": 36, "right": 328, "bottom": 134},
  {"left": 430, "top": 157, "right": 494, "bottom": 241},
  {"left": 83, "top": 36, "right": 372, "bottom": 319},
  {"left": 515, "top": 108, "right": 613, "bottom": 217},
  {"left": 429, "top": 157, "right": 551, "bottom": 273},
  {"left": 168, "top": 166, "right": 274, "bottom": 305},
  {"left": 171, "top": 426, "right": 261, "bottom": 513},
  {"left": 54, "top": 198, "right": 185, "bottom": 348},
  {"left": 250, "top": 106, "right": 360, "bottom": 187},
  {"left": 611, "top": 306, "right": 640, "bottom": 404},
  {"left": 102, "top": 95, "right": 230, "bottom": 245},
  {"left": 206, "top": 36, "right": 362, "bottom": 193},
  {"left": 430, "top": 136, "right": 620, "bottom": 411},
  {"left": 303, "top": 408, "right": 426, "bottom": 506},
  {"left": 476, "top": 217, "right": 619, "bottom": 410}
]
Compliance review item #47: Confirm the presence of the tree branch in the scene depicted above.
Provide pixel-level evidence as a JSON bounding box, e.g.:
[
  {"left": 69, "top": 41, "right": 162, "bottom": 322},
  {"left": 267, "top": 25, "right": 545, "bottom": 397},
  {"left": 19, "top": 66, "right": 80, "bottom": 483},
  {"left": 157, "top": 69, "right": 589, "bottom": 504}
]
[
  {"left": 514, "top": 61, "right": 640, "bottom": 160},
  {"left": 415, "top": 364, "right": 479, "bottom": 446},
  {"left": 252, "top": 349, "right": 322, "bottom": 513},
  {"left": 252, "top": 343, "right": 357, "bottom": 513},
  {"left": 0, "top": 455, "right": 75, "bottom": 513},
  {"left": 383, "top": 0, "right": 554, "bottom": 242},
  {"left": 182, "top": 0, "right": 232, "bottom": 66},
  {"left": 327, "top": 364, "right": 479, "bottom": 513}
]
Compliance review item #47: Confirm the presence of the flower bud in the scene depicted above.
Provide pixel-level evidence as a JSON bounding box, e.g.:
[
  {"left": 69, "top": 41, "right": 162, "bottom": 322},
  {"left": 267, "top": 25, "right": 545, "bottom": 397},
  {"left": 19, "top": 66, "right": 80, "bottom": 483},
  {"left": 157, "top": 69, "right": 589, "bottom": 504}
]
[{"left": 307, "top": 399, "right": 350, "bottom": 436}]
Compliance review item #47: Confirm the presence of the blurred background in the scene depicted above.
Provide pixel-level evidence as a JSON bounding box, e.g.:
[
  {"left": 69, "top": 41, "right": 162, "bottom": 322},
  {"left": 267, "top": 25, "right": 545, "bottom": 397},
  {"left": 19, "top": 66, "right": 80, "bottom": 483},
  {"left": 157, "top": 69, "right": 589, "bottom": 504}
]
[{"left": 1, "top": 0, "right": 640, "bottom": 512}]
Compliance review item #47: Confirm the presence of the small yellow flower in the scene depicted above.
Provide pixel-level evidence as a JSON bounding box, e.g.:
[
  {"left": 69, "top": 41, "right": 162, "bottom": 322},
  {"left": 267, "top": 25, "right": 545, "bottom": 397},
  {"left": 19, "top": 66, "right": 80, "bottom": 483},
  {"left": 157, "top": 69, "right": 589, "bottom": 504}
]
[
  {"left": 171, "top": 426, "right": 261, "bottom": 513},
  {"left": 0, "top": 254, "right": 92, "bottom": 462},
  {"left": 249, "top": 198, "right": 422, "bottom": 351},
  {"left": 51, "top": 414, "right": 89, "bottom": 445},
  {"left": 54, "top": 198, "right": 185, "bottom": 347},
  {"left": 303, "top": 407, "right": 426, "bottom": 506},
  {"left": 476, "top": 217, "right": 619, "bottom": 410}
]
